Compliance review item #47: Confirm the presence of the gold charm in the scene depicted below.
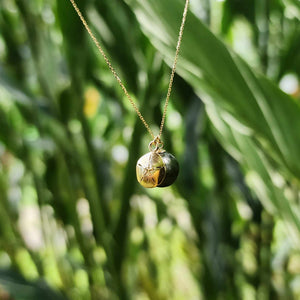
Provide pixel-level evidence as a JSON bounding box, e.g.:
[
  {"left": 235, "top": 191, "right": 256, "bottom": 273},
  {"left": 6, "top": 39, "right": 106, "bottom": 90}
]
[
  {"left": 136, "top": 138, "right": 179, "bottom": 188},
  {"left": 69, "top": 0, "right": 189, "bottom": 189}
]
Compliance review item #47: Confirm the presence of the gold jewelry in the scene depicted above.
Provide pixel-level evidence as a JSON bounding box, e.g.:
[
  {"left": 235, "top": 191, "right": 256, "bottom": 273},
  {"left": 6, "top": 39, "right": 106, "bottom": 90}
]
[{"left": 68, "top": 0, "right": 189, "bottom": 188}]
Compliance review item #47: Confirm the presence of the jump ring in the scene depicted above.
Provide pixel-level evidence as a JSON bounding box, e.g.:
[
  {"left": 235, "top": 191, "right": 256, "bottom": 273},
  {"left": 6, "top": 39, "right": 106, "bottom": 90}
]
[{"left": 148, "top": 136, "right": 164, "bottom": 152}]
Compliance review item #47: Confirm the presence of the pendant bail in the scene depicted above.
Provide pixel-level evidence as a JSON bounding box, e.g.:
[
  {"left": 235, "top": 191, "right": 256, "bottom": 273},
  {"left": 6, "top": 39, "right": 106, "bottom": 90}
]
[{"left": 148, "top": 136, "right": 164, "bottom": 152}]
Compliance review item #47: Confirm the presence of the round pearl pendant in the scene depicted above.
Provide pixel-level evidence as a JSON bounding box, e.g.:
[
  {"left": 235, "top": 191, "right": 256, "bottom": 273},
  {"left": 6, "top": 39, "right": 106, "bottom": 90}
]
[{"left": 136, "top": 150, "right": 179, "bottom": 188}]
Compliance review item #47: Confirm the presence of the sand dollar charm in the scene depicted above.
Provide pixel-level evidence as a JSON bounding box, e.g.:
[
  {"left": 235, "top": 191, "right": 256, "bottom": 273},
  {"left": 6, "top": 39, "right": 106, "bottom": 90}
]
[{"left": 136, "top": 149, "right": 179, "bottom": 188}]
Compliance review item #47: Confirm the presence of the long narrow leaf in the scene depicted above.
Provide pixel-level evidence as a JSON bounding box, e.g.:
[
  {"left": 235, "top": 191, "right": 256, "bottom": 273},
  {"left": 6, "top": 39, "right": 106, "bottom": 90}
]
[{"left": 127, "top": 0, "right": 300, "bottom": 180}]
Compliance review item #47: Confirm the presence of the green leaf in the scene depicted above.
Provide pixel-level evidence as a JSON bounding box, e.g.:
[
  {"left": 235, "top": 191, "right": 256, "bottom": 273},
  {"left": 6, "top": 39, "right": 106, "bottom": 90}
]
[
  {"left": 126, "top": 0, "right": 300, "bottom": 243},
  {"left": 0, "top": 269, "right": 66, "bottom": 300},
  {"left": 207, "top": 103, "right": 300, "bottom": 246},
  {"left": 127, "top": 0, "right": 300, "bottom": 180},
  {"left": 0, "top": 67, "right": 32, "bottom": 107},
  {"left": 0, "top": 67, "right": 71, "bottom": 154}
]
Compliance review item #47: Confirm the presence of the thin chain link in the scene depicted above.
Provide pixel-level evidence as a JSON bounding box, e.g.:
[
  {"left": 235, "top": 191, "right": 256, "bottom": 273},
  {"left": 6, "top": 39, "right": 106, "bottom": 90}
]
[
  {"left": 158, "top": 0, "right": 189, "bottom": 139},
  {"left": 68, "top": 0, "right": 189, "bottom": 142},
  {"left": 69, "top": 0, "right": 155, "bottom": 139}
]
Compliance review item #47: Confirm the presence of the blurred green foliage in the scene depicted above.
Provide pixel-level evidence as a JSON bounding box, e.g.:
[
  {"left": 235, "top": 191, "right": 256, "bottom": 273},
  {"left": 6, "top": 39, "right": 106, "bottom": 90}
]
[{"left": 0, "top": 0, "right": 300, "bottom": 299}]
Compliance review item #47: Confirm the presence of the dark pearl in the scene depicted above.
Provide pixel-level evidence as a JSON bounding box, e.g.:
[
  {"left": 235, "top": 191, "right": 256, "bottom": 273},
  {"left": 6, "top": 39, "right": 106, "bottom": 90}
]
[
  {"left": 136, "top": 151, "right": 179, "bottom": 188},
  {"left": 157, "top": 152, "right": 179, "bottom": 187}
]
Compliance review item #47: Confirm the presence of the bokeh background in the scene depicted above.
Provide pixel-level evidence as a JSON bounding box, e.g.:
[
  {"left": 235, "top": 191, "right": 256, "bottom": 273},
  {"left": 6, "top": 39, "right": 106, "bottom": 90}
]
[{"left": 1, "top": 0, "right": 300, "bottom": 299}]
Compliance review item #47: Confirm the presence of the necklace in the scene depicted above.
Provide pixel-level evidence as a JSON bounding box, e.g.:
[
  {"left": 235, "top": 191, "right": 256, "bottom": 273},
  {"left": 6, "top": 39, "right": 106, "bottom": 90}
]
[{"left": 69, "top": 0, "right": 189, "bottom": 188}]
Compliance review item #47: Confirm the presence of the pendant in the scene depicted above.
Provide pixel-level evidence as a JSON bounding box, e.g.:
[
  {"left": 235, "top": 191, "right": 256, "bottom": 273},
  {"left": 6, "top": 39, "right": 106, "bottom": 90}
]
[{"left": 136, "top": 137, "right": 179, "bottom": 188}]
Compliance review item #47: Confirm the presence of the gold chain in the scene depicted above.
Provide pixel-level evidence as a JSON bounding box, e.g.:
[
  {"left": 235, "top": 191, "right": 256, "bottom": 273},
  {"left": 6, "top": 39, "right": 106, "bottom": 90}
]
[
  {"left": 158, "top": 0, "right": 189, "bottom": 139},
  {"left": 68, "top": 0, "right": 189, "bottom": 142}
]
